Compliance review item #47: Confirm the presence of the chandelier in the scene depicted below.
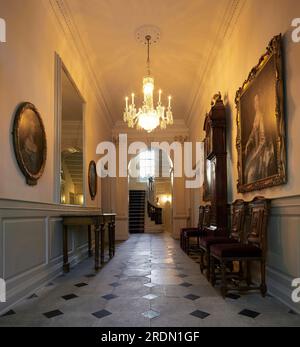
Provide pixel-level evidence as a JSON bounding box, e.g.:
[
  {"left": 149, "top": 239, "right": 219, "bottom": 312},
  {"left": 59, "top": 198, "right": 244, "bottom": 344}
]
[{"left": 123, "top": 35, "right": 173, "bottom": 133}]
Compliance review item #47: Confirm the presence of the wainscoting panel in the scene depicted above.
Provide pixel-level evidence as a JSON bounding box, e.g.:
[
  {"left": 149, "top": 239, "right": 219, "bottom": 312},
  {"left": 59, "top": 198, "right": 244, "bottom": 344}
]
[
  {"left": 3, "top": 218, "right": 47, "bottom": 280},
  {"left": 74, "top": 226, "right": 88, "bottom": 250},
  {"left": 267, "top": 196, "right": 300, "bottom": 314},
  {"left": 49, "top": 218, "right": 64, "bottom": 262},
  {"left": 0, "top": 199, "right": 103, "bottom": 314}
]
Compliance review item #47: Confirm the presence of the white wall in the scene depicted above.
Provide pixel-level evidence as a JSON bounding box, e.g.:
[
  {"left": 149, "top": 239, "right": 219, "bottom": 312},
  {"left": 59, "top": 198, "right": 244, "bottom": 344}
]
[{"left": 189, "top": 0, "right": 300, "bottom": 313}]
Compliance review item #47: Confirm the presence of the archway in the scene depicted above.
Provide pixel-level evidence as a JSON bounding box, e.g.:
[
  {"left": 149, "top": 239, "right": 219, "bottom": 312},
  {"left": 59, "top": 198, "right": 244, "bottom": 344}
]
[{"left": 128, "top": 148, "right": 173, "bottom": 234}]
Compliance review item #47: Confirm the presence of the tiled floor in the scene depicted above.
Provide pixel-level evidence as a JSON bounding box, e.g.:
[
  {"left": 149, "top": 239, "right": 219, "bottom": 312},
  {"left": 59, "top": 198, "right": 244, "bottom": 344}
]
[{"left": 1, "top": 233, "right": 300, "bottom": 327}]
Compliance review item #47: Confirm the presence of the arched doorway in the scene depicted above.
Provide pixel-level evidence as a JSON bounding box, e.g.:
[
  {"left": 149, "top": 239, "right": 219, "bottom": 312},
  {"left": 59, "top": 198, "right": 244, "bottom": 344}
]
[{"left": 128, "top": 148, "right": 173, "bottom": 234}]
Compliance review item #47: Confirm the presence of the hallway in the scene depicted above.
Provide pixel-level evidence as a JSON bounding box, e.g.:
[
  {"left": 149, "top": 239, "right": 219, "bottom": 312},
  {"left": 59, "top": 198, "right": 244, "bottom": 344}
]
[{"left": 1, "top": 234, "right": 299, "bottom": 327}]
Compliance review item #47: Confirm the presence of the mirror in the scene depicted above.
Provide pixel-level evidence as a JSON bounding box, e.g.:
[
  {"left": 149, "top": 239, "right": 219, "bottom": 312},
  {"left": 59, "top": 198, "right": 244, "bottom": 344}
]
[{"left": 60, "top": 66, "right": 84, "bottom": 206}]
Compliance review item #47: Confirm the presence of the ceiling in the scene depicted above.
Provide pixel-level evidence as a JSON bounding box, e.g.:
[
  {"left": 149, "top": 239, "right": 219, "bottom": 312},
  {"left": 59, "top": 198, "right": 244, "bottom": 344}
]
[{"left": 65, "top": 0, "right": 233, "bottom": 124}]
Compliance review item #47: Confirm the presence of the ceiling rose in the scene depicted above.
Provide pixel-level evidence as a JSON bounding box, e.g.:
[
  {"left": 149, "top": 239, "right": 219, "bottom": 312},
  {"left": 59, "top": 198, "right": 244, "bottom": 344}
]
[{"left": 135, "top": 25, "right": 161, "bottom": 45}]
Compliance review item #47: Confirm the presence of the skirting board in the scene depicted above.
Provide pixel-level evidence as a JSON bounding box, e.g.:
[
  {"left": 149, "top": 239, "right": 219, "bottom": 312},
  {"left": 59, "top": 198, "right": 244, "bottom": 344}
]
[
  {"left": 267, "top": 266, "right": 300, "bottom": 314},
  {"left": 0, "top": 245, "right": 89, "bottom": 315}
]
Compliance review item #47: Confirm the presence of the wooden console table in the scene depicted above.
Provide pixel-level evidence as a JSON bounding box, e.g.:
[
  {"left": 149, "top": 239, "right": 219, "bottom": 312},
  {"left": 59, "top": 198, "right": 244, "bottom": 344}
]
[{"left": 62, "top": 213, "right": 116, "bottom": 273}]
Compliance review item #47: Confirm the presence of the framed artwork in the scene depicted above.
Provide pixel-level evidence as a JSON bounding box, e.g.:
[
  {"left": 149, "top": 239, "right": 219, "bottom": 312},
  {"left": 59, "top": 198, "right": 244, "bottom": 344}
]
[
  {"left": 12, "top": 102, "right": 47, "bottom": 186},
  {"left": 88, "top": 160, "right": 98, "bottom": 200},
  {"left": 235, "top": 34, "right": 286, "bottom": 193}
]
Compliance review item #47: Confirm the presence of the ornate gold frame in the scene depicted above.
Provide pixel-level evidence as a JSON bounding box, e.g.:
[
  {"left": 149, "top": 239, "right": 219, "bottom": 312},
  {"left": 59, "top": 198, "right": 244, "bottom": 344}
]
[
  {"left": 88, "top": 160, "right": 98, "bottom": 200},
  {"left": 235, "top": 34, "right": 286, "bottom": 193},
  {"left": 12, "top": 102, "right": 47, "bottom": 186}
]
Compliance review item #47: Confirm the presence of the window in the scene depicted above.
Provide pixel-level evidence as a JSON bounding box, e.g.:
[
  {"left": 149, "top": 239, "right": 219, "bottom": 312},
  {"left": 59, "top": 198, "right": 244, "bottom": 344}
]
[{"left": 139, "top": 150, "right": 155, "bottom": 178}]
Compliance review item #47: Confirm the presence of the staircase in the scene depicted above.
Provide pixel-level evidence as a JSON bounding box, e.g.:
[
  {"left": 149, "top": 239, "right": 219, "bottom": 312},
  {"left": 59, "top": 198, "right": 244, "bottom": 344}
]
[
  {"left": 145, "top": 215, "right": 164, "bottom": 233},
  {"left": 129, "top": 190, "right": 146, "bottom": 234}
]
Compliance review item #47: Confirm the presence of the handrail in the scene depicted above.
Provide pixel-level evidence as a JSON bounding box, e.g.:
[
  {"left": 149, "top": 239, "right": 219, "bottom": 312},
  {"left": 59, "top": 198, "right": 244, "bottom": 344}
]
[{"left": 147, "top": 200, "right": 162, "bottom": 225}]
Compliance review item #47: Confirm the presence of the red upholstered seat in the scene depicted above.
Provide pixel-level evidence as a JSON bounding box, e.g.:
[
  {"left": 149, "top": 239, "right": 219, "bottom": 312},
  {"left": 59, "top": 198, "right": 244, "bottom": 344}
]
[
  {"left": 199, "top": 236, "right": 238, "bottom": 249},
  {"left": 182, "top": 227, "right": 198, "bottom": 234},
  {"left": 210, "top": 243, "right": 262, "bottom": 258}
]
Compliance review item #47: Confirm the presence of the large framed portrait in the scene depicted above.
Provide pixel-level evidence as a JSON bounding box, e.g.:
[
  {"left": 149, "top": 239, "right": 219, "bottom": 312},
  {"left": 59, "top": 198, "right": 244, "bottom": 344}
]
[
  {"left": 235, "top": 34, "right": 286, "bottom": 193},
  {"left": 88, "top": 160, "right": 98, "bottom": 200},
  {"left": 12, "top": 102, "right": 47, "bottom": 186}
]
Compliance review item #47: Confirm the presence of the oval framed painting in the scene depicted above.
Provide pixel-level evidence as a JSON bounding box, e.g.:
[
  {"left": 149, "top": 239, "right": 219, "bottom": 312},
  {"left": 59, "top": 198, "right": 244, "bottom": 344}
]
[
  {"left": 12, "top": 102, "right": 47, "bottom": 186},
  {"left": 88, "top": 160, "right": 98, "bottom": 200}
]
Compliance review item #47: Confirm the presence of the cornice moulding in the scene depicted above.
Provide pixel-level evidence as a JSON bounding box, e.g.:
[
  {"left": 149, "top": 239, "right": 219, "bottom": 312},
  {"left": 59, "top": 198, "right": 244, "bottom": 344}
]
[
  {"left": 46, "top": 0, "right": 114, "bottom": 128},
  {"left": 186, "top": 0, "right": 246, "bottom": 127}
]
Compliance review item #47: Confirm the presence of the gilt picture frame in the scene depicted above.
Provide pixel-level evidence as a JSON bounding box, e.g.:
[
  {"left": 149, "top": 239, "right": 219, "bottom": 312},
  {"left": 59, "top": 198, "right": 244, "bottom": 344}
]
[
  {"left": 235, "top": 34, "right": 286, "bottom": 193},
  {"left": 88, "top": 160, "right": 98, "bottom": 200},
  {"left": 12, "top": 102, "right": 47, "bottom": 186}
]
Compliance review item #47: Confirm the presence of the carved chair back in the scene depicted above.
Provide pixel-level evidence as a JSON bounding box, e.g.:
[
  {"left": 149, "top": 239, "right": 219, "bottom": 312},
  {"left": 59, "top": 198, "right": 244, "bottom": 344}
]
[
  {"left": 202, "top": 205, "right": 212, "bottom": 229},
  {"left": 247, "top": 197, "right": 270, "bottom": 252},
  {"left": 197, "top": 206, "right": 205, "bottom": 229},
  {"left": 230, "top": 199, "right": 246, "bottom": 241}
]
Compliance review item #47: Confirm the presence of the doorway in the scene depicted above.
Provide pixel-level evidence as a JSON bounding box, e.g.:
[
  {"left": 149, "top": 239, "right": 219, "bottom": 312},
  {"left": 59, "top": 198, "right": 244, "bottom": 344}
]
[{"left": 128, "top": 149, "right": 173, "bottom": 234}]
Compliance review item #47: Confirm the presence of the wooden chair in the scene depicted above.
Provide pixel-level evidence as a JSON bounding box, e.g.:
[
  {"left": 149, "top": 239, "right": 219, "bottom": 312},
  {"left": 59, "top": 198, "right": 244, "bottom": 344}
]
[
  {"left": 199, "top": 199, "right": 246, "bottom": 281},
  {"left": 210, "top": 197, "right": 270, "bottom": 298},
  {"left": 183, "top": 205, "right": 211, "bottom": 255},
  {"left": 180, "top": 206, "right": 204, "bottom": 251}
]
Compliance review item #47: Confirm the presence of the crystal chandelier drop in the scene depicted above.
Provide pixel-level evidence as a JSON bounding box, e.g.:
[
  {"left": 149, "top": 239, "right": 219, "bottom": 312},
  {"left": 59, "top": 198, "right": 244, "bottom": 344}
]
[{"left": 123, "top": 35, "right": 173, "bottom": 133}]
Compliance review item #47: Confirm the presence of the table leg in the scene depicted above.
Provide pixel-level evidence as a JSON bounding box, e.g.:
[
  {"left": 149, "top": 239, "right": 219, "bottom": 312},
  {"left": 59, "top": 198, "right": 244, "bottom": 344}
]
[
  {"left": 100, "top": 223, "right": 105, "bottom": 265},
  {"left": 88, "top": 225, "right": 93, "bottom": 257},
  {"left": 108, "top": 223, "right": 113, "bottom": 259},
  {"left": 63, "top": 225, "right": 70, "bottom": 273},
  {"left": 112, "top": 221, "right": 116, "bottom": 256},
  {"left": 94, "top": 225, "right": 100, "bottom": 271}
]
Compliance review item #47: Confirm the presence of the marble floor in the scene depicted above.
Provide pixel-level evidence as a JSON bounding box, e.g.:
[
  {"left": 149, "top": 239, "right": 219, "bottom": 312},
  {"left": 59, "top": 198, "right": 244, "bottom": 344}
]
[{"left": 0, "top": 233, "right": 300, "bottom": 327}]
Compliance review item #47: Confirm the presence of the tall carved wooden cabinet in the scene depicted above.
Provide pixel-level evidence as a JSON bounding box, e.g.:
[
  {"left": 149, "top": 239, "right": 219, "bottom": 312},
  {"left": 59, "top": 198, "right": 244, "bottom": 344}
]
[{"left": 203, "top": 93, "right": 228, "bottom": 232}]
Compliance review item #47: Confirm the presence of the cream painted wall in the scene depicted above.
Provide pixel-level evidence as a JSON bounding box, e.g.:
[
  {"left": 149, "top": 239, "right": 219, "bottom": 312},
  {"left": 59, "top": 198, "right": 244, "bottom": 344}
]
[
  {"left": 189, "top": 0, "right": 300, "bottom": 202},
  {"left": 0, "top": 0, "right": 111, "bottom": 207}
]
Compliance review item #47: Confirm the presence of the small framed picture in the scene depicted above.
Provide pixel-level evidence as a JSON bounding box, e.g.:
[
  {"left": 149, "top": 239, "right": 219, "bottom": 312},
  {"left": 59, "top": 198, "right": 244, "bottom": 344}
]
[
  {"left": 12, "top": 102, "right": 47, "bottom": 186},
  {"left": 88, "top": 160, "right": 98, "bottom": 200}
]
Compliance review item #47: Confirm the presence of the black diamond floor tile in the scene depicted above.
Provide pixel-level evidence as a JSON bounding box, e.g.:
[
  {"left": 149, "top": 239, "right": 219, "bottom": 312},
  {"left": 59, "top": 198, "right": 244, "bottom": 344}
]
[
  {"left": 226, "top": 293, "right": 241, "bottom": 300},
  {"left": 75, "top": 282, "right": 88, "bottom": 288},
  {"left": 1, "top": 310, "right": 16, "bottom": 317},
  {"left": 110, "top": 282, "right": 121, "bottom": 287},
  {"left": 180, "top": 282, "right": 192, "bottom": 288},
  {"left": 43, "top": 310, "right": 64, "bottom": 319},
  {"left": 62, "top": 294, "right": 78, "bottom": 301},
  {"left": 27, "top": 293, "right": 38, "bottom": 299},
  {"left": 85, "top": 274, "right": 96, "bottom": 278},
  {"left": 190, "top": 310, "right": 210, "bottom": 319},
  {"left": 184, "top": 294, "right": 200, "bottom": 301},
  {"left": 102, "top": 294, "right": 118, "bottom": 300},
  {"left": 177, "top": 274, "right": 188, "bottom": 278},
  {"left": 92, "top": 309, "right": 112, "bottom": 319},
  {"left": 239, "top": 309, "right": 260, "bottom": 319}
]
